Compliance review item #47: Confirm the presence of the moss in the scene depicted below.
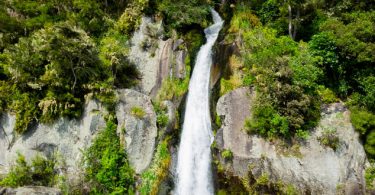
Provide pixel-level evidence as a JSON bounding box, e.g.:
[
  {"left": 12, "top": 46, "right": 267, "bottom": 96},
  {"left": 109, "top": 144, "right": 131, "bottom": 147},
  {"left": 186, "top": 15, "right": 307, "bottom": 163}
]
[
  {"left": 318, "top": 127, "right": 340, "bottom": 151},
  {"left": 221, "top": 149, "right": 233, "bottom": 161},
  {"left": 215, "top": 114, "right": 222, "bottom": 128},
  {"left": 220, "top": 74, "right": 243, "bottom": 96},
  {"left": 131, "top": 106, "right": 146, "bottom": 119}
]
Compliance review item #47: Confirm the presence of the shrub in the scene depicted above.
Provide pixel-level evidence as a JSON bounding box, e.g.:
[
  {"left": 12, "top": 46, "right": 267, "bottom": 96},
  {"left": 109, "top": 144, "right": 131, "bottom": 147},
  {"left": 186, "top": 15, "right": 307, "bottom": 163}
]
[
  {"left": 228, "top": 4, "right": 260, "bottom": 33},
  {"left": 365, "top": 163, "right": 375, "bottom": 190},
  {"left": 243, "top": 26, "right": 321, "bottom": 139},
  {"left": 155, "top": 0, "right": 210, "bottom": 29},
  {"left": 131, "top": 106, "right": 146, "bottom": 119},
  {"left": 157, "top": 113, "right": 169, "bottom": 128},
  {"left": 318, "top": 86, "right": 339, "bottom": 104},
  {"left": 116, "top": 0, "right": 149, "bottom": 35},
  {"left": 83, "top": 121, "right": 135, "bottom": 194},
  {"left": 318, "top": 127, "right": 340, "bottom": 151},
  {"left": 0, "top": 153, "right": 57, "bottom": 187},
  {"left": 350, "top": 107, "right": 375, "bottom": 135},
  {"left": 295, "top": 129, "right": 310, "bottom": 140},
  {"left": 156, "top": 77, "right": 189, "bottom": 102},
  {"left": 365, "top": 131, "right": 375, "bottom": 157},
  {"left": 246, "top": 103, "right": 289, "bottom": 138},
  {"left": 140, "top": 138, "right": 171, "bottom": 195},
  {"left": 153, "top": 102, "right": 170, "bottom": 128}
]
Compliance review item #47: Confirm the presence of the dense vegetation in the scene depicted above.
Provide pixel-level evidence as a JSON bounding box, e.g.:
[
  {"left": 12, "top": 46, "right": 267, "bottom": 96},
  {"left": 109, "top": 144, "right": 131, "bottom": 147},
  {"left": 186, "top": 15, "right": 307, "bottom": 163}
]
[
  {"left": 0, "top": 153, "right": 59, "bottom": 187},
  {"left": 219, "top": 1, "right": 375, "bottom": 147},
  {"left": 82, "top": 120, "right": 135, "bottom": 194},
  {"left": 217, "top": 0, "right": 375, "bottom": 192},
  {"left": 0, "top": 0, "right": 144, "bottom": 134},
  {"left": 0, "top": 0, "right": 213, "bottom": 193},
  {"left": 1, "top": 0, "right": 375, "bottom": 193}
]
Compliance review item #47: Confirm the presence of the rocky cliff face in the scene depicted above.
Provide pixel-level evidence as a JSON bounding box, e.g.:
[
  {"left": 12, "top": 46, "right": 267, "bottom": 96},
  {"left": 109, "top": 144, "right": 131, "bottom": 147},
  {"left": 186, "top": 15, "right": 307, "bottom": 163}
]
[
  {"left": 0, "top": 16, "right": 188, "bottom": 194},
  {"left": 129, "top": 17, "right": 187, "bottom": 98},
  {"left": 0, "top": 13, "right": 370, "bottom": 195},
  {"left": 215, "top": 87, "right": 368, "bottom": 194},
  {"left": 0, "top": 100, "right": 106, "bottom": 182}
]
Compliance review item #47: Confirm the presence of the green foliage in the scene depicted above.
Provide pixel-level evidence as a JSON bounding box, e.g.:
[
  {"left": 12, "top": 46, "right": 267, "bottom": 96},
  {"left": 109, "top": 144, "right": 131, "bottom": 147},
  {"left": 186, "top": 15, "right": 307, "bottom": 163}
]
[
  {"left": 0, "top": 153, "right": 57, "bottom": 187},
  {"left": 10, "top": 91, "right": 39, "bottom": 134},
  {"left": 317, "top": 86, "right": 339, "bottom": 104},
  {"left": 241, "top": 25, "right": 321, "bottom": 138},
  {"left": 140, "top": 138, "right": 171, "bottom": 195},
  {"left": 153, "top": 102, "right": 169, "bottom": 128},
  {"left": 295, "top": 129, "right": 309, "bottom": 140},
  {"left": 0, "top": 13, "right": 138, "bottom": 133},
  {"left": 155, "top": 0, "right": 210, "bottom": 29},
  {"left": 256, "top": 173, "right": 270, "bottom": 186},
  {"left": 246, "top": 103, "right": 290, "bottom": 138},
  {"left": 245, "top": 171, "right": 299, "bottom": 195},
  {"left": 318, "top": 127, "right": 340, "bottom": 151},
  {"left": 99, "top": 31, "right": 139, "bottom": 88},
  {"left": 350, "top": 107, "right": 375, "bottom": 157},
  {"left": 365, "top": 131, "right": 375, "bottom": 158},
  {"left": 182, "top": 30, "right": 204, "bottom": 68},
  {"left": 358, "top": 76, "right": 375, "bottom": 112},
  {"left": 116, "top": 0, "right": 149, "bottom": 35},
  {"left": 215, "top": 114, "right": 222, "bottom": 128},
  {"left": 350, "top": 107, "right": 375, "bottom": 135},
  {"left": 131, "top": 106, "right": 146, "bottom": 119},
  {"left": 228, "top": 4, "right": 260, "bottom": 34},
  {"left": 365, "top": 163, "right": 375, "bottom": 190},
  {"left": 156, "top": 76, "right": 189, "bottom": 102},
  {"left": 219, "top": 74, "right": 243, "bottom": 96},
  {"left": 83, "top": 121, "right": 135, "bottom": 194},
  {"left": 157, "top": 114, "right": 169, "bottom": 128},
  {"left": 309, "top": 11, "right": 375, "bottom": 98},
  {"left": 221, "top": 149, "right": 233, "bottom": 161},
  {"left": 1, "top": 22, "right": 103, "bottom": 132}
]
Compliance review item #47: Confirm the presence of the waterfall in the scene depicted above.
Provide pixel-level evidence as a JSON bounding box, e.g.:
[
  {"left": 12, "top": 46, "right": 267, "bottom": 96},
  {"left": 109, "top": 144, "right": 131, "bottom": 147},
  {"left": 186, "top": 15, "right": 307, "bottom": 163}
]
[{"left": 175, "top": 9, "right": 224, "bottom": 195}]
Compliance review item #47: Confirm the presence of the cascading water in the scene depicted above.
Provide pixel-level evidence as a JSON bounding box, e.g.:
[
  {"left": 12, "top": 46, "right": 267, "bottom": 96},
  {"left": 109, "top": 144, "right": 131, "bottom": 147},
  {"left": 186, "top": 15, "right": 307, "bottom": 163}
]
[{"left": 175, "top": 9, "right": 224, "bottom": 195}]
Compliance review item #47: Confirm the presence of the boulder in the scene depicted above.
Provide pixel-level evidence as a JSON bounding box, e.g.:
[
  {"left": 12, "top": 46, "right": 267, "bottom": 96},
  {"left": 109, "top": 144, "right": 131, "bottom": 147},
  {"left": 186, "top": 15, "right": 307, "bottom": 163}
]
[
  {"left": 0, "top": 186, "right": 61, "bottom": 195},
  {"left": 116, "top": 89, "right": 157, "bottom": 173},
  {"left": 215, "top": 87, "right": 367, "bottom": 194},
  {"left": 0, "top": 100, "right": 106, "bottom": 182}
]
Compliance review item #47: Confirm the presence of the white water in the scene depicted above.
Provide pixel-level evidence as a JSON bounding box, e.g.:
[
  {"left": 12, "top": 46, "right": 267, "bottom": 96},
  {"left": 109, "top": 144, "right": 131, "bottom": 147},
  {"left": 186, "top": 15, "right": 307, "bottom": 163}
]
[{"left": 175, "top": 9, "right": 224, "bottom": 195}]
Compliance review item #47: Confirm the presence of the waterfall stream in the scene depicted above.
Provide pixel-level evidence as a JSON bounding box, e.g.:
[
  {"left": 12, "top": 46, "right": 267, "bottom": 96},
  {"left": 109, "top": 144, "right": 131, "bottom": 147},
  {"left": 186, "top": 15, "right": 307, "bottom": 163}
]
[{"left": 175, "top": 9, "right": 224, "bottom": 195}]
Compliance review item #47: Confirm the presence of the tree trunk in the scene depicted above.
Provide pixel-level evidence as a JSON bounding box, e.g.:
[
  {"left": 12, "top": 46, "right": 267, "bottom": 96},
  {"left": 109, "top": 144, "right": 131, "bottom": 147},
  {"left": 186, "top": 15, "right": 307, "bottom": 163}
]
[
  {"left": 288, "top": 4, "right": 293, "bottom": 40},
  {"left": 292, "top": 7, "right": 300, "bottom": 40}
]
